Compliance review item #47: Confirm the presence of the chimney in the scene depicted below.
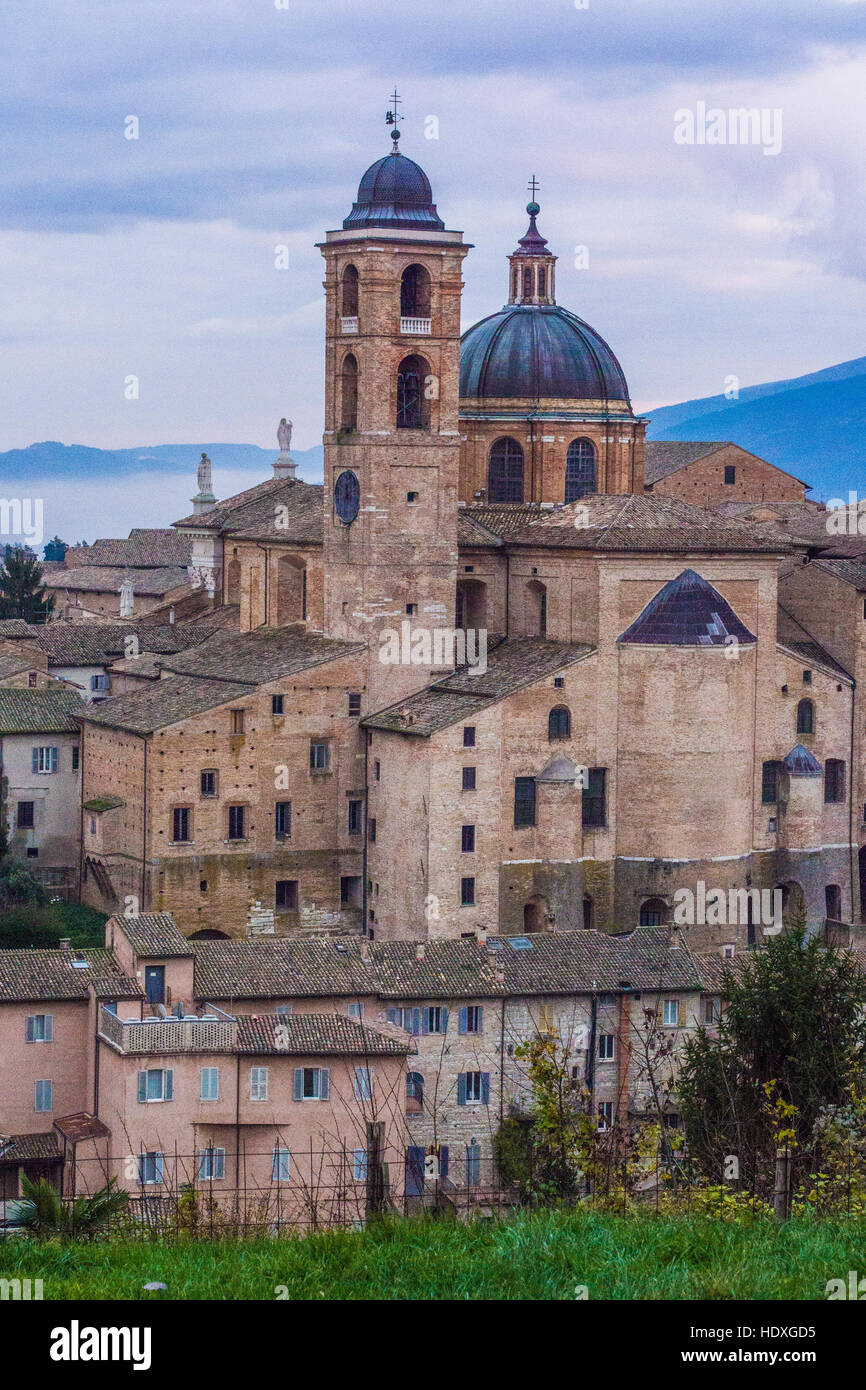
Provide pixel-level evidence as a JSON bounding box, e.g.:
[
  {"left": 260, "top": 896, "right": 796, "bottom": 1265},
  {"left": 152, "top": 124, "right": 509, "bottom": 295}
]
[
  {"left": 359, "top": 938, "right": 370, "bottom": 961},
  {"left": 415, "top": 941, "right": 425, "bottom": 961},
  {"left": 59, "top": 938, "right": 71, "bottom": 951}
]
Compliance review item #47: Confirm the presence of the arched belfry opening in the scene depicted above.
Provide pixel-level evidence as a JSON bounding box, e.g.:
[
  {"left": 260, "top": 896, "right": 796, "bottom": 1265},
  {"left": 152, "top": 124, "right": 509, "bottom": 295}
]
[
  {"left": 400, "top": 263, "right": 431, "bottom": 320},
  {"left": 396, "top": 354, "right": 431, "bottom": 429}
]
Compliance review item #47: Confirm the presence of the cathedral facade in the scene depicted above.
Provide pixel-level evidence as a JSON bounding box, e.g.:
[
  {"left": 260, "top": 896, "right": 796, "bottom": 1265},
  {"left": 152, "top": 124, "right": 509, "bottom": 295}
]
[{"left": 76, "top": 132, "right": 864, "bottom": 953}]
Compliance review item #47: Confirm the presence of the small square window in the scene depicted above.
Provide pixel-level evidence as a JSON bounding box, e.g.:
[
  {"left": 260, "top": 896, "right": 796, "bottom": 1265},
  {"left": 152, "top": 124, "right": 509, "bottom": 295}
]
[
  {"left": 463, "top": 726, "right": 476, "bottom": 748},
  {"left": 310, "top": 741, "right": 329, "bottom": 772},
  {"left": 554, "top": 677, "right": 564, "bottom": 689},
  {"left": 405, "top": 603, "right": 418, "bottom": 615},
  {"left": 348, "top": 692, "right": 362, "bottom": 716},
  {"left": 406, "top": 491, "right": 419, "bottom": 502},
  {"left": 462, "top": 766, "right": 476, "bottom": 791},
  {"left": 276, "top": 879, "right": 298, "bottom": 910},
  {"left": 26, "top": 848, "right": 38, "bottom": 858},
  {"left": 272, "top": 694, "right": 284, "bottom": 715}
]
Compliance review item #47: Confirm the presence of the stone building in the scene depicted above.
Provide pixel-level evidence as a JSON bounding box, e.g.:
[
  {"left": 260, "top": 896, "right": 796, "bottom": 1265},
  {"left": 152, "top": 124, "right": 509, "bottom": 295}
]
[
  {"left": 644, "top": 441, "right": 810, "bottom": 507},
  {"left": 0, "top": 689, "right": 83, "bottom": 900}
]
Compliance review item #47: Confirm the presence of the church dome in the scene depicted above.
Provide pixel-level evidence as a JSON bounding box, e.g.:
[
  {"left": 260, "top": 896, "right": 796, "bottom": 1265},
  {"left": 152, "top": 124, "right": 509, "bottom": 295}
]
[
  {"left": 343, "top": 151, "right": 445, "bottom": 232},
  {"left": 460, "top": 304, "right": 630, "bottom": 402}
]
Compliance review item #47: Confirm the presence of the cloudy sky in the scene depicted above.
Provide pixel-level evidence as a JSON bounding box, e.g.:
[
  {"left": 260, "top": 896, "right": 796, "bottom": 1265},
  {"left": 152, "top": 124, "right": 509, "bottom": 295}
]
[{"left": 2, "top": 0, "right": 866, "bottom": 455}]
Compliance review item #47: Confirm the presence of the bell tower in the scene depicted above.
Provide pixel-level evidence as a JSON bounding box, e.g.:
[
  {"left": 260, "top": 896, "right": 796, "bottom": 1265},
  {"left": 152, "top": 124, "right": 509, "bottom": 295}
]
[{"left": 318, "top": 97, "right": 471, "bottom": 711}]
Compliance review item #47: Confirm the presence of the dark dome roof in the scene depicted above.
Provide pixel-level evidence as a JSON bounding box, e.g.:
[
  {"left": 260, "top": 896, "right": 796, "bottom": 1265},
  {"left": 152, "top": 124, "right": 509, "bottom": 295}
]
[
  {"left": 343, "top": 151, "right": 445, "bottom": 232},
  {"left": 459, "top": 304, "right": 630, "bottom": 402}
]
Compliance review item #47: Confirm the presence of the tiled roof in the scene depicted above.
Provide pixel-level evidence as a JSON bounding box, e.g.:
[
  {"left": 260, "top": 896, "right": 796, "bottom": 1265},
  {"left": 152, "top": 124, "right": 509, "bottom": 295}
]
[
  {"left": 112, "top": 913, "right": 193, "bottom": 958},
  {"left": 457, "top": 512, "right": 504, "bottom": 547},
  {"left": 0, "top": 620, "right": 39, "bottom": 638},
  {"left": 618, "top": 569, "right": 757, "bottom": 647},
  {"left": 363, "top": 638, "right": 593, "bottom": 735},
  {"left": 160, "top": 627, "right": 365, "bottom": 684},
  {"left": 43, "top": 565, "right": 190, "bottom": 596},
  {"left": 812, "top": 556, "right": 866, "bottom": 591},
  {"left": 0, "top": 1131, "right": 59, "bottom": 1163},
  {"left": 776, "top": 607, "right": 852, "bottom": 681},
  {"left": 0, "top": 689, "right": 83, "bottom": 733},
  {"left": 783, "top": 742, "right": 823, "bottom": 777},
  {"left": 462, "top": 505, "right": 549, "bottom": 536},
  {"left": 236, "top": 1013, "right": 413, "bottom": 1056},
  {"left": 0, "top": 948, "right": 141, "bottom": 1002},
  {"left": 105, "top": 651, "right": 163, "bottom": 679},
  {"left": 694, "top": 951, "right": 748, "bottom": 993},
  {"left": 70, "top": 529, "right": 193, "bottom": 568},
  {"left": 174, "top": 477, "right": 324, "bottom": 544},
  {"left": 644, "top": 441, "right": 729, "bottom": 484},
  {"left": 487, "top": 926, "right": 702, "bottom": 994},
  {"left": 499, "top": 494, "right": 793, "bottom": 554},
  {"left": 0, "top": 652, "right": 37, "bottom": 679},
  {"left": 53, "top": 1113, "right": 111, "bottom": 1143},
  {"left": 75, "top": 674, "right": 254, "bottom": 734}
]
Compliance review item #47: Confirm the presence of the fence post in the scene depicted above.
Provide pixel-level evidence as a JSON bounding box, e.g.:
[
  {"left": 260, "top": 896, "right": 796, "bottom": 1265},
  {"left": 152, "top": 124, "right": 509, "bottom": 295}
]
[
  {"left": 365, "top": 1120, "right": 385, "bottom": 1219},
  {"left": 773, "top": 1145, "right": 792, "bottom": 1220}
]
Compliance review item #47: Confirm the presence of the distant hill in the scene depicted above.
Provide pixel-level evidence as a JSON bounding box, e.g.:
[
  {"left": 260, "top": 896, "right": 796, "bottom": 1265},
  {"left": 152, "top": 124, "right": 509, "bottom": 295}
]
[
  {"left": 646, "top": 357, "right": 866, "bottom": 501},
  {"left": 0, "top": 441, "right": 325, "bottom": 482}
]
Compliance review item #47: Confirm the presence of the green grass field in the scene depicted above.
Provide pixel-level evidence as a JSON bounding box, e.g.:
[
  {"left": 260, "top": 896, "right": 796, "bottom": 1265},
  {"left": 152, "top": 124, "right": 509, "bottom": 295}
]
[{"left": 4, "top": 1211, "right": 866, "bottom": 1300}]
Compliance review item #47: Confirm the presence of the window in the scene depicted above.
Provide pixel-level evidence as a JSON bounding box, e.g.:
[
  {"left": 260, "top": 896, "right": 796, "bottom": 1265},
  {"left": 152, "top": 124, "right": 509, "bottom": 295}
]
[
  {"left": 352, "top": 1148, "right": 368, "bottom": 1181},
  {"left": 28, "top": 671, "right": 37, "bottom": 688},
  {"left": 463, "top": 726, "right": 476, "bottom": 748},
  {"left": 423, "top": 1006, "right": 448, "bottom": 1034},
  {"left": 250, "top": 1066, "right": 269, "bottom": 1101},
  {"left": 662, "top": 999, "right": 680, "bottom": 1027},
  {"left": 724, "top": 464, "right": 736, "bottom": 485},
  {"left": 400, "top": 263, "right": 431, "bottom": 318},
  {"left": 200, "top": 1067, "right": 219, "bottom": 1101},
  {"left": 406, "top": 1072, "right": 424, "bottom": 1111},
  {"left": 200, "top": 769, "right": 217, "bottom": 797},
  {"left": 25, "top": 1014, "right": 53, "bottom": 1043},
  {"left": 341, "top": 353, "right": 359, "bottom": 430},
  {"left": 353, "top": 1065, "right": 373, "bottom": 1101},
  {"left": 310, "top": 741, "right": 329, "bottom": 772},
  {"left": 396, "top": 353, "right": 431, "bottom": 430},
  {"left": 172, "top": 807, "right": 191, "bottom": 843},
  {"left": 461, "top": 824, "right": 475, "bottom": 853},
  {"left": 597, "top": 1101, "right": 613, "bottom": 1131},
  {"left": 368, "top": 817, "right": 377, "bottom": 843},
  {"left": 459, "top": 1005, "right": 483, "bottom": 1034},
  {"left": 598, "top": 1033, "right": 615, "bottom": 1060},
  {"left": 230, "top": 709, "right": 245, "bottom": 735},
  {"left": 803, "top": 669, "right": 812, "bottom": 685},
  {"left": 825, "top": 758, "right": 845, "bottom": 804},
  {"left": 514, "top": 776, "right": 536, "bottom": 828},
  {"left": 341, "top": 263, "right": 359, "bottom": 317},
  {"left": 275, "top": 800, "right": 292, "bottom": 837},
  {"left": 347, "top": 1001, "right": 364, "bottom": 1019},
  {"left": 538, "top": 266, "right": 546, "bottom": 296},
  {"left": 31, "top": 746, "right": 58, "bottom": 774},
  {"left": 407, "top": 490, "right": 419, "bottom": 503},
  {"left": 137, "top": 1151, "right": 164, "bottom": 1185},
  {"left": 71, "top": 747, "right": 79, "bottom": 771},
  {"left": 341, "top": 876, "right": 362, "bottom": 907},
  {"left": 703, "top": 997, "right": 721, "bottom": 1024},
  {"left": 639, "top": 897, "right": 667, "bottom": 926},
  {"left": 462, "top": 766, "right": 476, "bottom": 791},
  {"left": 34, "top": 1079, "right": 52, "bottom": 1113},
  {"left": 272, "top": 1148, "right": 291, "bottom": 1182},
  {"left": 459, "top": 1071, "right": 489, "bottom": 1105},
  {"left": 348, "top": 799, "right": 363, "bottom": 834},
  {"left": 761, "top": 759, "right": 782, "bottom": 804},
  {"left": 386, "top": 1006, "right": 421, "bottom": 1035},
  {"left": 548, "top": 706, "right": 571, "bottom": 741},
  {"left": 374, "top": 759, "right": 381, "bottom": 781},
  {"left": 461, "top": 876, "right": 476, "bottom": 906},
  {"left": 523, "top": 266, "right": 532, "bottom": 298},
  {"left": 90, "top": 674, "right": 110, "bottom": 693},
  {"left": 487, "top": 437, "right": 524, "bottom": 503},
  {"left": 275, "top": 1004, "right": 292, "bottom": 1019},
  {"left": 293, "top": 1067, "right": 330, "bottom": 1100},
  {"left": 275, "top": 879, "right": 298, "bottom": 910},
  {"left": 582, "top": 767, "right": 607, "bottom": 828},
  {"left": 348, "top": 692, "right": 362, "bottom": 716},
  {"left": 554, "top": 677, "right": 564, "bottom": 689},
  {"left": 198, "top": 1147, "right": 225, "bottom": 1180},
  {"left": 796, "top": 698, "right": 814, "bottom": 735},
  {"left": 466, "top": 1142, "right": 482, "bottom": 1186},
  {"left": 565, "top": 438, "right": 596, "bottom": 502},
  {"left": 138, "top": 1068, "right": 174, "bottom": 1103},
  {"left": 272, "top": 694, "right": 284, "bottom": 716},
  {"left": 825, "top": 884, "right": 842, "bottom": 920},
  {"left": 16, "top": 801, "right": 34, "bottom": 829},
  {"left": 227, "top": 804, "right": 246, "bottom": 840}
]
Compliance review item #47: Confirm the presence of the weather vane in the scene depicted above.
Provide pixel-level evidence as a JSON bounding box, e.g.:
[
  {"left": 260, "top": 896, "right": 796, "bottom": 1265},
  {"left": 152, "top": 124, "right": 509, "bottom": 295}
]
[{"left": 385, "top": 87, "right": 403, "bottom": 148}]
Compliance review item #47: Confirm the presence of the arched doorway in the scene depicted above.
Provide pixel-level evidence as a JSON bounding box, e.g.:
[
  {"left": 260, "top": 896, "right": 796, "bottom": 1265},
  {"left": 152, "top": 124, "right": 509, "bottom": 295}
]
[
  {"left": 188, "top": 928, "right": 230, "bottom": 940},
  {"left": 456, "top": 578, "right": 487, "bottom": 631},
  {"left": 775, "top": 880, "right": 806, "bottom": 929},
  {"left": 523, "top": 897, "right": 548, "bottom": 933},
  {"left": 225, "top": 557, "right": 241, "bottom": 605},
  {"left": 275, "top": 555, "right": 306, "bottom": 626},
  {"left": 525, "top": 580, "right": 547, "bottom": 637}
]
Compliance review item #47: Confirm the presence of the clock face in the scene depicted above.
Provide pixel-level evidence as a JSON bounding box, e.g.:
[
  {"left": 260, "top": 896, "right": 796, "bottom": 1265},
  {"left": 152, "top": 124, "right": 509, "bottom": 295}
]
[{"left": 334, "top": 469, "right": 360, "bottom": 524}]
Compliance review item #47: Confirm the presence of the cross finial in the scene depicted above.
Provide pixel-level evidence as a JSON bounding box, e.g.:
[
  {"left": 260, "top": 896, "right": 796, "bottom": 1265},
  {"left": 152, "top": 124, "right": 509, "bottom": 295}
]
[
  {"left": 527, "top": 174, "right": 540, "bottom": 201},
  {"left": 385, "top": 88, "right": 403, "bottom": 146}
]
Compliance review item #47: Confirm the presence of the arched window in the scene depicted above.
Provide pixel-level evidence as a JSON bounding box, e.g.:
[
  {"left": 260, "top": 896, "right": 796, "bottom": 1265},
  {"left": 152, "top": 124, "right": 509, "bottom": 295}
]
[
  {"left": 526, "top": 579, "right": 547, "bottom": 637},
  {"left": 523, "top": 266, "right": 532, "bottom": 298},
  {"left": 400, "top": 264, "right": 431, "bottom": 318},
  {"left": 548, "top": 706, "right": 571, "bottom": 740},
  {"left": 796, "top": 698, "right": 814, "bottom": 735},
  {"left": 512, "top": 268, "right": 519, "bottom": 299},
  {"left": 406, "top": 1072, "right": 424, "bottom": 1112},
  {"left": 639, "top": 897, "right": 667, "bottom": 926},
  {"left": 341, "top": 264, "right": 358, "bottom": 318},
  {"left": 538, "top": 266, "right": 546, "bottom": 297},
  {"left": 340, "top": 353, "right": 358, "bottom": 431},
  {"left": 396, "top": 354, "right": 430, "bottom": 430},
  {"left": 565, "top": 438, "right": 597, "bottom": 502},
  {"left": 487, "top": 437, "right": 524, "bottom": 503}
]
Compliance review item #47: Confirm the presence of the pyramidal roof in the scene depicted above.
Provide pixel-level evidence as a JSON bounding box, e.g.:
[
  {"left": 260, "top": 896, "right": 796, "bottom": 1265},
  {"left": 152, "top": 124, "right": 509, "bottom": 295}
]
[
  {"left": 618, "top": 569, "right": 757, "bottom": 647},
  {"left": 782, "top": 743, "right": 823, "bottom": 777}
]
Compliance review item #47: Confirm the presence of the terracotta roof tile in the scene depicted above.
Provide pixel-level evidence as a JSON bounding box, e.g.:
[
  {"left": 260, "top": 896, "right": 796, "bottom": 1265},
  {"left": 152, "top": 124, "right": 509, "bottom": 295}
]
[
  {"left": 236, "top": 1012, "right": 413, "bottom": 1055},
  {"left": 0, "top": 948, "right": 141, "bottom": 1002},
  {"left": 0, "top": 689, "right": 83, "bottom": 733},
  {"left": 112, "top": 913, "right": 194, "bottom": 958}
]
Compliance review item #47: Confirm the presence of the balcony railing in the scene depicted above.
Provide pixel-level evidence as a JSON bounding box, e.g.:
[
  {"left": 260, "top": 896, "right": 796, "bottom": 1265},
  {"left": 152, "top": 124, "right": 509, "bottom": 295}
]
[
  {"left": 400, "top": 316, "right": 431, "bottom": 335},
  {"left": 100, "top": 1004, "right": 237, "bottom": 1055},
  {"left": 340, "top": 316, "right": 358, "bottom": 334}
]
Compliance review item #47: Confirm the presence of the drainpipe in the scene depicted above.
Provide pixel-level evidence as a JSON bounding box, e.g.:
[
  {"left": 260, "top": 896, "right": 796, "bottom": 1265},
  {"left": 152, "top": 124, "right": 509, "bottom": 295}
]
[{"left": 140, "top": 734, "right": 148, "bottom": 911}]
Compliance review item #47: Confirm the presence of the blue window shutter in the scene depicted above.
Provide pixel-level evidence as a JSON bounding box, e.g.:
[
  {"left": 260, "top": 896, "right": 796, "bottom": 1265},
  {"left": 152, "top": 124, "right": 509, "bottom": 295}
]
[
  {"left": 137, "top": 1071, "right": 147, "bottom": 1102},
  {"left": 386, "top": 1007, "right": 397, "bottom": 1024},
  {"left": 440, "top": 1007, "right": 449, "bottom": 1033},
  {"left": 320, "top": 1068, "right": 330, "bottom": 1101},
  {"left": 293, "top": 1067, "right": 303, "bottom": 1101},
  {"left": 155, "top": 1153, "right": 164, "bottom": 1183},
  {"left": 439, "top": 1145, "right": 449, "bottom": 1178},
  {"left": 45, "top": 1015, "right": 53, "bottom": 1042},
  {"left": 457, "top": 1073, "right": 467, "bottom": 1106},
  {"left": 481, "top": 1072, "right": 490, "bottom": 1105},
  {"left": 50, "top": 747, "right": 58, "bottom": 772},
  {"left": 31, "top": 748, "right": 39, "bottom": 774},
  {"left": 459, "top": 1007, "right": 467, "bottom": 1035},
  {"left": 477, "top": 1006, "right": 483, "bottom": 1030},
  {"left": 410, "top": 1008, "right": 421, "bottom": 1035},
  {"left": 421, "top": 1008, "right": 429, "bottom": 1035},
  {"left": 25, "top": 1016, "right": 34, "bottom": 1043},
  {"left": 165, "top": 1069, "right": 173, "bottom": 1101}
]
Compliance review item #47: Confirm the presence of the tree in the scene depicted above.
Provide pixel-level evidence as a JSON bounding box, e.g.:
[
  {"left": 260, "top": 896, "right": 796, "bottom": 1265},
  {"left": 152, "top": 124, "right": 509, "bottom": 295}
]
[
  {"left": 43, "top": 536, "right": 68, "bottom": 562},
  {"left": 678, "top": 927, "right": 866, "bottom": 1195},
  {"left": 0, "top": 547, "right": 54, "bottom": 623},
  {"left": 0, "top": 859, "right": 47, "bottom": 909}
]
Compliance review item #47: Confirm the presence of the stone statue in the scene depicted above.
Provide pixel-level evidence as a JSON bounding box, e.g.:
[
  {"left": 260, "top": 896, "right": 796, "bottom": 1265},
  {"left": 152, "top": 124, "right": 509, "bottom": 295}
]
[
  {"left": 197, "top": 451, "right": 212, "bottom": 493},
  {"left": 277, "top": 418, "right": 293, "bottom": 454}
]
